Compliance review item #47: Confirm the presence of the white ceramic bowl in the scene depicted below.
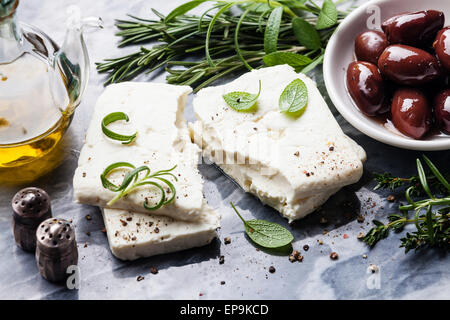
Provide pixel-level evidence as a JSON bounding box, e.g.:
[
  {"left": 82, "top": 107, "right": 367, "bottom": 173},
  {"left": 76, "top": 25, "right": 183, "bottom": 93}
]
[{"left": 323, "top": 0, "right": 450, "bottom": 151}]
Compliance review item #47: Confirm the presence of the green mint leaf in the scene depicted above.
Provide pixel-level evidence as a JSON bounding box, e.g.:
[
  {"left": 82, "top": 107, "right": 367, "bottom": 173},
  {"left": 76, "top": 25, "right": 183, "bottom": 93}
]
[
  {"left": 292, "top": 18, "right": 321, "bottom": 50},
  {"left": 263, "top": 52, "right": 312, "bottom": 72},
  {"left": 230, "top": 202, "right": 293, "bottom": 249},
  {"left": 316, "top": 0, "right": 338, "bottom": 30},
  {"left": 279, "top": 78, "right": 308, "bottom": 116},
  {"left": 223, "top": 80, "right": 261, "bottom": 112},
  {"left": 264, "top": 6, "right": 283, "bottom": 54},
  {"left": 165, "top": 0, "right": 208, "bottom": 22},
  {"left": 244, "top": 219, "right": 294, "bottom": 248}
]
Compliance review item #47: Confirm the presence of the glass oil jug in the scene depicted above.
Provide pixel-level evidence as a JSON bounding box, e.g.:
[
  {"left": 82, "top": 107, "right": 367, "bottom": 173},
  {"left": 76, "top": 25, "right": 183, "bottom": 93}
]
[{"left": 0, "top": 0, "right": 101, "bottom": 181}]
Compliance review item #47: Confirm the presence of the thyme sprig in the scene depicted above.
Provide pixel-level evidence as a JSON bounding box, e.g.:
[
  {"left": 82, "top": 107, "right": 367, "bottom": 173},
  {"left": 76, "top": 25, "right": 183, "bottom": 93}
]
[
  {"left": 364, "top": 156, "right": 450, "bottom": 253},
  {"left": 100, "top": 162, "right": 177, "bottom": 211},
  {"left": 97, "top": 0, "right": 349, "bottom": 92},
  {"left": 373, "top": 172, "right": 450, "bottom": 196}
]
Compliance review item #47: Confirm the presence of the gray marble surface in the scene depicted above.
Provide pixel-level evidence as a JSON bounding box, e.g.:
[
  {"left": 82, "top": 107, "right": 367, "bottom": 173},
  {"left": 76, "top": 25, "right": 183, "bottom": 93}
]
[{"left": 0, "top": 0, "right": 449, "bottom": 300}]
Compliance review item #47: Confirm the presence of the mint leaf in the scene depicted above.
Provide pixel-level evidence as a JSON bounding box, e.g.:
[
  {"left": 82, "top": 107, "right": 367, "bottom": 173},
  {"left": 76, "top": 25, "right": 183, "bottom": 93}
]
[
  {"left": 292, "top": 18, "right": 321, "bottom": 50},
  {"left": 264, "top": 6, "right": 283, "bottom": 54},
  {"left": 231, "top": 202, "right": 294, "bottom": 249},
  {"left": 279, "top": 79, "right": 308, "bottom": 116},
  {"left": 223, "top": 80, "right": 261, "bottom": 112},
  {"left": 263, "top": 51, "right": 312, "bottom": 72},
  {"left": 316, "top": 0, "right": 338, "bottom": 30}
]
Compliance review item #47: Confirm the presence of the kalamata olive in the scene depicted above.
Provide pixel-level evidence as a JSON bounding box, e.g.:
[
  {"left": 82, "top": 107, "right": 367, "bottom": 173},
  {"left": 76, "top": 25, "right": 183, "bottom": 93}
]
[
  {"left": 346, "top": 61, "right": 385, "bottom": 116},
  {"left": 378, "top": 45, "right": 441, "bottom": 85},
  {"left": 391, "top": 88, "right": 432, "bottom": 139},
  {"left": 355, "top": 30, "right": 389, "bottom": 65},
  {"left": 381, "top": 10, "right": 444, "bottom": 46},
  {"left": 434, "top": 89, "right": 450, "bottom": 134},
  {"left": 433, "top": 27, "right": 450, "bottom": 72}
]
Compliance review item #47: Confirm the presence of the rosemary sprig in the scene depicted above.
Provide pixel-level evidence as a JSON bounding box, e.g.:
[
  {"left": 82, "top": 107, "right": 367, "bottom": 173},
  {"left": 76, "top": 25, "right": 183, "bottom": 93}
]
[
  {"left": 97, "top": 0, "right": 349, "bottom": 92},
  {"left": 364, "top": 156, "right": 450, "bottom": 253},
  {"left": 100, "top": 162, "right": 177, "bottom": 211}
]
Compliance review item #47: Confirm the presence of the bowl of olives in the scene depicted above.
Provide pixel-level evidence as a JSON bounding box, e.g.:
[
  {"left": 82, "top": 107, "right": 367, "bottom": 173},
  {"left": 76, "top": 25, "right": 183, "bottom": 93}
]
[{"left": 323, "top": 0, "right": 450, "bottom": 150}]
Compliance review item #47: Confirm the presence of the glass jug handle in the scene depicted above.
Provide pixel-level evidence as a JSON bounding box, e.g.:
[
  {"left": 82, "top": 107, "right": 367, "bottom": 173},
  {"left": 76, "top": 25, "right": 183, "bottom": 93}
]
[{"left": 54, "top": 5, "right": 102, "bottom": 115}]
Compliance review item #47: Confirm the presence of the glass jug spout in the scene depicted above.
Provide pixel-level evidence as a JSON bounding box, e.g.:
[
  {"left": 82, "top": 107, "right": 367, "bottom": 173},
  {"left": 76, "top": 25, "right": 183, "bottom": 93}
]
[{"left": 54, "top": 5, "right": 102, "bottom": 114}]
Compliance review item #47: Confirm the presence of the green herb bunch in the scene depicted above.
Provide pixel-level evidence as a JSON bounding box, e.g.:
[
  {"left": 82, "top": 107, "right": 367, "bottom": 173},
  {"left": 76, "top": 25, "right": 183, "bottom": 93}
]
[
  {"left": 97, "top": 0, "right": 349, "bottom": 92},
  {"left": 364, "top": 156, "right": 450, "bottom": 253}
]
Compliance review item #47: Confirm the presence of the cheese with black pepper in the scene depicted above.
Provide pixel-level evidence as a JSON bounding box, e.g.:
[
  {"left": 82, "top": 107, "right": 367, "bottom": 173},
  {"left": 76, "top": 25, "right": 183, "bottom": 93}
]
[
  {"left": 73, "top": 83, "right": 209, "bottom": 222},
  {"left": 189, "top": 65, "right": 366, "bottom": 222},
  {"left": 102, "top": 199, "right": 220, "bottom": 261}
]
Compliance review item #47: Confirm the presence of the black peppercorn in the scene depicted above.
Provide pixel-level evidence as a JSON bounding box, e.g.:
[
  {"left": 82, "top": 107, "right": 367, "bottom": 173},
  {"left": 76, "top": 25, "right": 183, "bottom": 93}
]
[
  {"left": 11, "top": 187, "right": 52, "bottom": 252},
  {"left": 35, "top": 218, "right": 78, "bottom": 283}
]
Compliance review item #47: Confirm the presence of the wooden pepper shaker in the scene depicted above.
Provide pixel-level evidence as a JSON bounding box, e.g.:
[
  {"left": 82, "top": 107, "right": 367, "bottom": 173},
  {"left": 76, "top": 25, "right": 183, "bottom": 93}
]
[
  {"left": 36, "top": 218, "right": 78, "bottom": 283},
  {"left": 12, "top": 187, "right": 52, "bottom": 252}
]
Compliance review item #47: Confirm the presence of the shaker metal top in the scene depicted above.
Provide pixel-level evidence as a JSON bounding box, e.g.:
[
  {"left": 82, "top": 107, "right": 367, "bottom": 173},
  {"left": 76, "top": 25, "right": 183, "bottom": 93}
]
[
  {"left": 36, "top": 218, "right": 76, "bottom": 255},
  {"left": 12, "top": 187, "right": 51, "bottom": 225}
]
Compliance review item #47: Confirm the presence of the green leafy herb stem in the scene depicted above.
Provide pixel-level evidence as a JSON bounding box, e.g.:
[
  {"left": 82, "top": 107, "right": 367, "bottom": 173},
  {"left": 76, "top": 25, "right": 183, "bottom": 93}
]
[
  {"left": 101, "top": 162, "right": 178, "bottom": 211},
  {"left": 364, "top": 156, "right": 450, "bottom": 253},
  {"left": 102, "top": 112, "right": 137, "bottom": 144},
  {"left": 230, "top": 202, "right": 294, "bottom": 249},
  {"left": 97, "top": 0, "right": 348, "bottom": 92}
]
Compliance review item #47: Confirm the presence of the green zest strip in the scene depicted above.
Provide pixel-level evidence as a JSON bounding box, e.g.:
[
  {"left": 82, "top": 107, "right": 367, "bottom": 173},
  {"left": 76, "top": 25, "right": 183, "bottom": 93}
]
[
  {"left": 100, "top": 162, "right": 177, "bottom": 210},
  {"left": 102, "top": 112, "right": 137, "bottom": 144}
]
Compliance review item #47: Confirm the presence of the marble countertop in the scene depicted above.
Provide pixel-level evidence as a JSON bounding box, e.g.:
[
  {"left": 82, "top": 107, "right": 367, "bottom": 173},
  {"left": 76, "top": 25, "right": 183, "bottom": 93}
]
[{"left": 0, "top": 0, "right": 449, "bottom": 300}]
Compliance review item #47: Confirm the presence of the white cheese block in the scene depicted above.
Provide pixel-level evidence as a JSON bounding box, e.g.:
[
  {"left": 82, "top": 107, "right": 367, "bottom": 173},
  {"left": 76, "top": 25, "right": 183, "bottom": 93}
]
[
  {"left": 101, "top": 200, "right": 220, "bottom": 261},
  {"left": 73, "top": 82, "right": 207, "bottom": 222},
  {"left": 190, "top": 65, "right": 366, "bottom": 222}
]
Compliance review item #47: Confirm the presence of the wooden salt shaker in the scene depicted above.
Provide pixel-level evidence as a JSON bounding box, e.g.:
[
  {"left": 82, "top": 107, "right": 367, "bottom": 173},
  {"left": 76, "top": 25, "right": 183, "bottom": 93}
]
[
  {"left": 36, "top": 218, "right": 78, "bottom": 283},
  {"left": 12, "top": 187, "right": 52, "bottom": 252}
]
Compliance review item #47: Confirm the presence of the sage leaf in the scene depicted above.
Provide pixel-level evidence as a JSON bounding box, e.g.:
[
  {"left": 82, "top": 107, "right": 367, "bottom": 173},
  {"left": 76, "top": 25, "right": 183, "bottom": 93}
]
[
  {"left": 264, "top": 6, "right": 283, "bottom": 54},
  {"left": 165, "top": 0, "right": 208, "bottom": 22},
  {"left": 292, "top": 18, "right": 321, "bottom": 50},
  {"left": 316, "top": 0, "right": 338, "bottom": 30},
  {"left": 223, "top": 80, "right": 261, "bottom": 112},
  {"left": 231, "top": 202, "right": 294, "bottom": 249},
  {"left": 263, "top": 51, "right": 312, "bottom": 72},
  {"left": 279, "top": 79, "right": 308, "bottom": 116}
]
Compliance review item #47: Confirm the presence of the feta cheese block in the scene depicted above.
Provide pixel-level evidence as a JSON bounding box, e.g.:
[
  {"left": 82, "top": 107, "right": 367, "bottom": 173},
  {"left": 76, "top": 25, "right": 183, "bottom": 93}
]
[
  {"left": 73, "top": 82, "right": 209, "bottom": 222},
  {"left": 101, "top": 199, "right": 220, "bottom": 261},
  {"left": 190, "top": 65, "right": 366, "bottom": 222}
]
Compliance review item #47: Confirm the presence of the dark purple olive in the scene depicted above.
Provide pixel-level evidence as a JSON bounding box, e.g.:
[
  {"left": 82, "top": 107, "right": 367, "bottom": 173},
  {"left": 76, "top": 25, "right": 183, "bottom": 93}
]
[
  {"left": 355, "top": 30, "right": 389, "bottom": 65},
  {"left": 434, "top": 89, "right": 450, "bottom": 134},
  {"left": 433, "top": 27, "right": 450, "bottom": 72},
  {"left": 346, "top": 61, "right": 385, "bottom": 116},
  {"left": 381, "top": 10, "right": 444, "bottom": 46},
  {"left": 378, "top": 45, "right": 441, "bottom": 85},
  {"left": 391, "top": 88, "right": 432, "bottom": 139}
]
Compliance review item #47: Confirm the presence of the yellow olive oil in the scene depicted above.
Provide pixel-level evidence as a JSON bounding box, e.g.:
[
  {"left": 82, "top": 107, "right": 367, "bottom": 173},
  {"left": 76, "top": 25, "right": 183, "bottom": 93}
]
[{"left": 0, "top": 53, "right": 70, "bottom": 173}]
